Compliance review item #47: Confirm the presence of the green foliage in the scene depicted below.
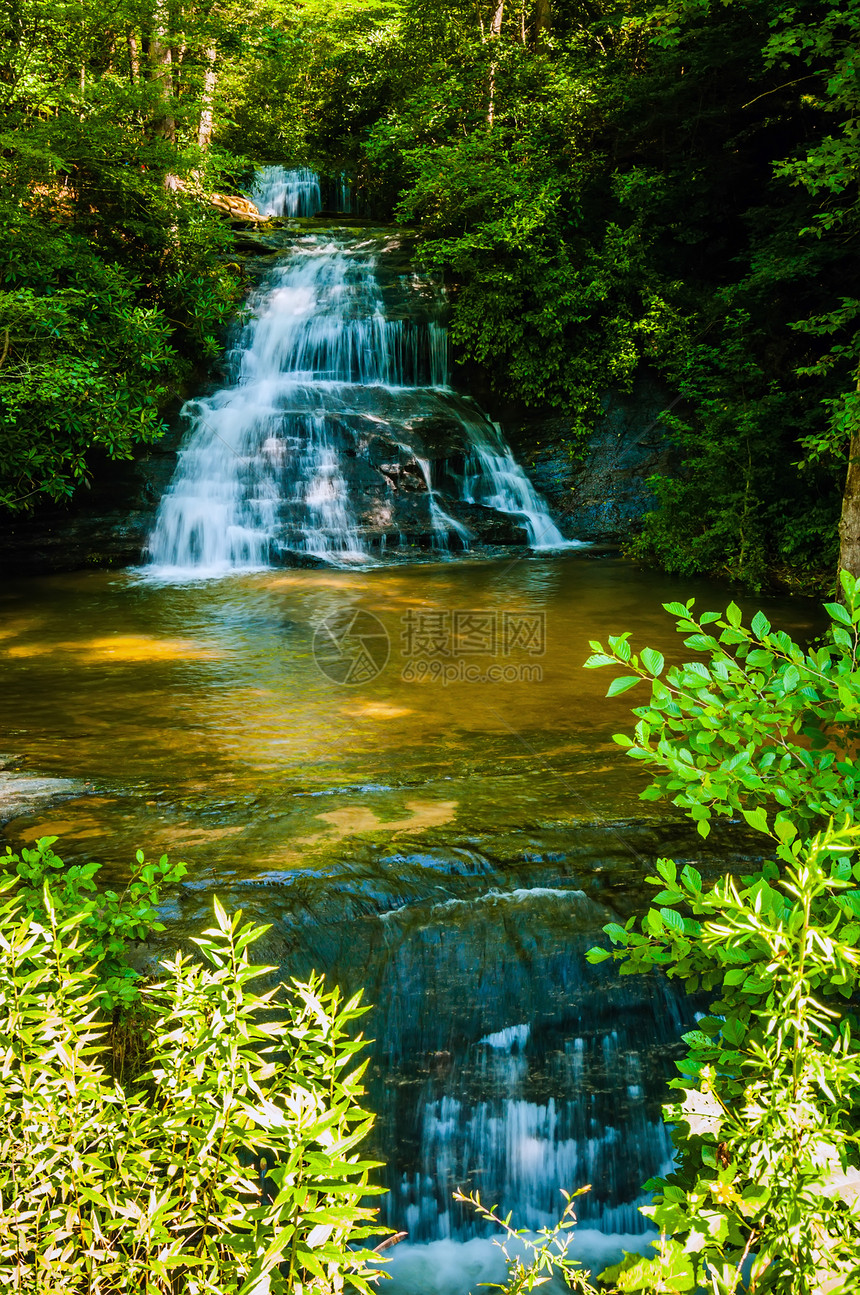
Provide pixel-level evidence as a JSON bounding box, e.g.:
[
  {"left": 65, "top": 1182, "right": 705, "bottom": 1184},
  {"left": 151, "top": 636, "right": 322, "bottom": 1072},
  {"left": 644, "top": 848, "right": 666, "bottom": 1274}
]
[
  {"left": 0, "top": 176, "right": 246, "bottom": 509},
  {"left": 1, "top": 836, "right": 187, "bottom": 1010},
  {"left": 585, "top": 571, "right": 860, "bottom": 840},
  {"left": 579, "top": 588, "right": 860, "bottom": 1291},
  {"left": 590, "top": 822, "right": 860, "bottom": 1293},
  {"left": 0, "top": 888, "right": 385, "bottom": 1292},
  {"left": 454, "top": 1187, "right": 599, "bottom": 1293},
  {"left": 359, "top": 20, "right": 674, "bottom": 427},
  {"left": 0, "top": 207, "right": 171, "bottom": 507},
  {"left": 0, "top": 0, "right": 248, "bottom": 513}
]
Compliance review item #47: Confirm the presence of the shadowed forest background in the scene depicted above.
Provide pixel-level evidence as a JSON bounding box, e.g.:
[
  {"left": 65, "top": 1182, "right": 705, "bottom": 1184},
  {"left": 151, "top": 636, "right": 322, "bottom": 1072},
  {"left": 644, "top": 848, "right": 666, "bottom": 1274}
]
[{"left": 1, "top": 0, "right": 859, "bottom": 585}]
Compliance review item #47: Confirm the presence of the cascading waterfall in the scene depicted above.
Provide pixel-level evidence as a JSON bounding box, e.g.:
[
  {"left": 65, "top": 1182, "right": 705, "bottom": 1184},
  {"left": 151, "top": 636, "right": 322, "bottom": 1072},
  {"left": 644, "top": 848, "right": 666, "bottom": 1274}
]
[
  {"left": 248, "top": 165, "right": 356, "bottom": 219},
  {"left": 462, "top": 421, "right": 568, "bottom": 549},
  {"left": 375, "top": 886, "right": 682, "bottom": 1263},
  {"left": 394, "top": 1026, "right": 674, "bottom": 1243},
  {"left": 147, "top": 168, "right": 576, "bottom": 576},
  {"left": 249, "top": 166, "right": 322, "bottom": 217}
]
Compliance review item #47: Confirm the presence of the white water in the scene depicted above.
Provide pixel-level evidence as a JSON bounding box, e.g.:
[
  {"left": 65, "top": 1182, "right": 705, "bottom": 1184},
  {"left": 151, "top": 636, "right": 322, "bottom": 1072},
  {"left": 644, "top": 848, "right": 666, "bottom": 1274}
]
[
  {"left": 249, "top": 165, "right": 322, "bottom": 217},
  {"left": 248, "top": 165, "right": 356, "bottom": 219},
  {"left": 383, "top": 1231, "right": 659, "bottom": 1295},
  {"left": 463, "top": 421, "right": 569, "bottom": 549},
  {"left": 392, "top": 1026, "right": 674, "bottom": 1244},
  {"left": 371, "top": 881, "right": 683, "bottom": 1295},
  {"left": 147, "top": 169, "right": 577, "bottom": 577}
]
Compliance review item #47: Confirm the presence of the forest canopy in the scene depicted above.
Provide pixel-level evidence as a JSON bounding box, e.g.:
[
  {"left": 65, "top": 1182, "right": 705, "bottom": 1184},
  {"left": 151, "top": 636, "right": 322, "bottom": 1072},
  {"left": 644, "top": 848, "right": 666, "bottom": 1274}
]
[{"left": 1, "top": 0, "right": 858, "bottom": 586}]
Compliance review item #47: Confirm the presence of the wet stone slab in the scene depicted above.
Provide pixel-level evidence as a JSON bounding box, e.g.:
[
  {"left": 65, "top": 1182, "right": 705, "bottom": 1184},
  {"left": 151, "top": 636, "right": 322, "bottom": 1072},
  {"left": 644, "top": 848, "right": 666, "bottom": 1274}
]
[{"left": 0, "top": 757, "right": 87, "bottom": 827}]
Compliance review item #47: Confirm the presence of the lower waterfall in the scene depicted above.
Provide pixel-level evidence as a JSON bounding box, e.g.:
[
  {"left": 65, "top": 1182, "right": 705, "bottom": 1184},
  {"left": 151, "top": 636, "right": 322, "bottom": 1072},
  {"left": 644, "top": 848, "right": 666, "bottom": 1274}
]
[
  {"left": 370, "top": 883, "right": 683, "bottom": 1275},
  {"left": 146, "top": 179, "right": 575, "bottom": 576}
]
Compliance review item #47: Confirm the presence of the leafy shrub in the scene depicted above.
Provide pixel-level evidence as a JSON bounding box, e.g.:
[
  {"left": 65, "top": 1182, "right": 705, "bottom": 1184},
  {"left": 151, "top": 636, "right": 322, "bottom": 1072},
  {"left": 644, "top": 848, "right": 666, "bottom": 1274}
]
[
  {"left": 590, "top": 821, "right": 860, "bottom": 1294},
  {"left": 0, "top": 189, "right": 244, "bottom": 512},
  {"left": 584, "top": 571, "right": 860, "bottom": 842},
  {"left": 1, "top": 837, "right": 186, "bottom": 1011},
  {"left": 0, "top": 887, "right": 384, "bottom": 1293},
  {"left": 582, "top": 578, "right": 860, "bottom": 1291}
]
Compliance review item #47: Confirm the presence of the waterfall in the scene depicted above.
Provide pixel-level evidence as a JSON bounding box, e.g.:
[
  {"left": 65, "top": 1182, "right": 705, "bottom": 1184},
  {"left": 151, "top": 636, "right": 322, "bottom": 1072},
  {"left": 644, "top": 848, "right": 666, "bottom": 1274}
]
[
  {"left": 374, "top": 887, "right": 681, "bottom": 1253},
  {"left": 463, "top": 422, "right": 568, "bottom": 549},
  {"left": 249, "top": 166, "right": 322, "bottom": 218},
  {"left": 147, "top": 172, "right": 576, "bottom": 577},
  {"left": 249, "top": 165, "right": 357, "bottom": 219},
  {"left": 393, "top": 1028, "right": 674, "bottom": 1243}
]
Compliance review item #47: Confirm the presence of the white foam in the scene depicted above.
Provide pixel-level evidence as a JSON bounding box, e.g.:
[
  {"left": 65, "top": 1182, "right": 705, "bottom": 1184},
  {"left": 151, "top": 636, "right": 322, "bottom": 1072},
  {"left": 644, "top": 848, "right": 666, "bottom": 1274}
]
[
  {"left": 429, "top": 887, "right": 590, "bottom": 915},
  {"left": 479, "top": 1024, "right": 531, "bottom": 1051},
  {"left": 381, "top": 1230, "right": 659, "bottom": 1295}
]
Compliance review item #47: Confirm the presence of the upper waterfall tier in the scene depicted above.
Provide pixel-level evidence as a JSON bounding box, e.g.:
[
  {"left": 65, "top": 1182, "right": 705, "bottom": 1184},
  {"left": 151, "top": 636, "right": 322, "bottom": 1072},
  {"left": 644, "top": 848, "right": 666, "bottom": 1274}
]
[
  {"left": 249, "top": 165, "right": 353, "bottom": 218},
  {"left": 146, "top": 207, "right": 577, "bottom": 577},
  {"left": 249, "top": 166, "right": 322, "bottom": 218}
]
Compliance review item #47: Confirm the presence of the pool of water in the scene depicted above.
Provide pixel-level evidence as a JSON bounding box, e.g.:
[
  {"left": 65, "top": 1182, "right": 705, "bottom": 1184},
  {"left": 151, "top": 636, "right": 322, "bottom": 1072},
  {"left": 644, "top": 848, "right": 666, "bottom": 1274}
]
[{"left": 1, "top": 551, "right": 817, "bottom": 868}]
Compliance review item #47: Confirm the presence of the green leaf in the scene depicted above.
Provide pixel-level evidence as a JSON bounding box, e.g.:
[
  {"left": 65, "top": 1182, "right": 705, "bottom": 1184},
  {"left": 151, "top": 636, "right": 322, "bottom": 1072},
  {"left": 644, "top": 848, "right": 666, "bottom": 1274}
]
[
  {"left": 585, "top": 653, "right": 618, "bottom": 668},
  {"left": 641, "top": 647, "right": 665, "bottom": 676},
  {"left": 742, "top": 806, "right": 769, "bottom": 835},
  {"left": 751, "top": 610, "right": 771, "bottom": 637},
  {"left": 606, "top": 675, "right": 641, "bottom": 697},
  {"left": 825, "top": 601, "right": 852, "bottom": 627}
]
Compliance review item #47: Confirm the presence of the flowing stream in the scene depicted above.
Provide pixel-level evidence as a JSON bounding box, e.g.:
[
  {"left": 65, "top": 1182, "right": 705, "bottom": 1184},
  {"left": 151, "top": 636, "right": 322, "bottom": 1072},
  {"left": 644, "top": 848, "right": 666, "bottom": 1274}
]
[
  {"left": 147, "top": 171, "right": 570, "bottom": 577},
  {"left": 0, "top": 555, "right": 819, "bottom": 1291},
  {"left": 0, "top": 170, "right": 824, "bottom": 1293}
]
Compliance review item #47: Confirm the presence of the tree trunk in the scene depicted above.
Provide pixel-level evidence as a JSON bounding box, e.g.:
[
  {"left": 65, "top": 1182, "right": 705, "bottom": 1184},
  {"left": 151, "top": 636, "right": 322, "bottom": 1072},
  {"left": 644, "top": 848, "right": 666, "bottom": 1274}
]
[
  {"left": 534, "top": 0, "right": 551, "bottom": 42},
  {"left": 127, "top": 31, "right": 140, "bottom": 81},
  {"left": 148, "top": 0, "right": 175, "bottom": 142},
  {"left": 490, "top": 0, "right": 504, "bottom": 36},
  {"left": 837, "top": 377, "right": 860, "bottom": 582},
  {"left": 487, "top": 0, "right": 503, "bottom": 126},
  {"left": 197, "top": 45, "right": 217, "bottom": 150}
]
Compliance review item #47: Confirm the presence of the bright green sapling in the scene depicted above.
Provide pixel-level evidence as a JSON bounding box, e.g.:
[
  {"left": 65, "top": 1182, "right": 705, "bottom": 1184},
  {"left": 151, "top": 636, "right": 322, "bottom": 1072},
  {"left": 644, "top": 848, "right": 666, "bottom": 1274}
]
[{"left": 0, "top": 888, "right": 385, "bottom": 1293}]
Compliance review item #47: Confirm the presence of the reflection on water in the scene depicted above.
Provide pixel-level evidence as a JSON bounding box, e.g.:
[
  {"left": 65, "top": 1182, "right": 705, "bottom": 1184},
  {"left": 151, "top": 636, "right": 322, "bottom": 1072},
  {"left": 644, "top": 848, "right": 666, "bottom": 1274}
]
[
  {"left": 0, "top": 553, "right": 819, "bottom": 874},
  {"left": 0, "top": 552, "right": 820, "bottom": 1287}
]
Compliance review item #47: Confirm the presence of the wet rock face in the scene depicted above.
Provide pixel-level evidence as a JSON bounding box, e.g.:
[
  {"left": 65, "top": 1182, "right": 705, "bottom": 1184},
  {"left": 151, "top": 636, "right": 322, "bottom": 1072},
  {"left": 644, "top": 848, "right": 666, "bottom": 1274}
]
[
  {"left": 506, "top": 376, "right": 677, "bottom": 544},
  {"left": 0, "top": 410, "right": 525, "bottom": 576},
  {"left": 0, "top": 426, "right": 184, "bottom": 578},
  {"left": 0, "top": 754, "right": 85, "bottom": 826},
  {"left": 282, "top": 413, "right": 528, "bottom": 550}
]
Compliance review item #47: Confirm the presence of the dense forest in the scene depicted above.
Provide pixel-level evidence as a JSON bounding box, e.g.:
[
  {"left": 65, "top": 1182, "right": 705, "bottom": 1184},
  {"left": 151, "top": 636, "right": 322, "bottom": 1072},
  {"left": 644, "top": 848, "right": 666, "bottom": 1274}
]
[{"left": 2, "top": 0, "right": 859, "bottom": 586}]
